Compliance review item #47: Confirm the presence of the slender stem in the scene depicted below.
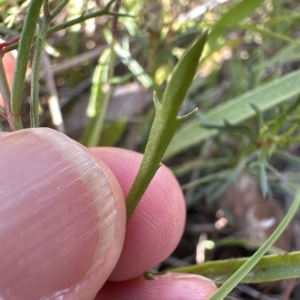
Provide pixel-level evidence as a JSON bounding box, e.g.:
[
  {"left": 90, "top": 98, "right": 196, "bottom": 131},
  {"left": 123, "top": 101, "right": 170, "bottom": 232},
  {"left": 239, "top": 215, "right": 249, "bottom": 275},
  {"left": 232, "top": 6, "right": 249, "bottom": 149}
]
[
  {"left": 30, "top": 0, "right": 51, "bottom": 127},
  {"left": 46, "top": 0, "right": 116, "bottom": 36},
  {"left": 3, "top": 0, "right": 130, "bottom": 54},
  {"left": 0, "top": 54, "right": 23, "bottom": 130},
  {"left": 125, "top": 31, "right": 208, "bottom": 220},
  {"left": 50, "top": 0, "right": 69, "bottom": 19},
  {"left": 84, "top": 0, "right": 121, "bottom": 147},
  {"left": 168, "top": 251, "right": 300, "bottom": 284},
  {"left": 84, "top": 1, "right": 120, "bottom": 147},
  {"left": 11, "top": 0, "right": 44, "bottom": 128}
]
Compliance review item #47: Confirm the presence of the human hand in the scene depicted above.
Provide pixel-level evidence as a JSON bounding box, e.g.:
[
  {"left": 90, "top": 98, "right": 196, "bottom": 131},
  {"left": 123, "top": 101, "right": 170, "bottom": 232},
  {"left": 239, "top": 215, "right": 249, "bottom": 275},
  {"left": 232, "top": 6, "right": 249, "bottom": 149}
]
[{"left": 0, "top": 129, "right": 216, "bottom": 299}]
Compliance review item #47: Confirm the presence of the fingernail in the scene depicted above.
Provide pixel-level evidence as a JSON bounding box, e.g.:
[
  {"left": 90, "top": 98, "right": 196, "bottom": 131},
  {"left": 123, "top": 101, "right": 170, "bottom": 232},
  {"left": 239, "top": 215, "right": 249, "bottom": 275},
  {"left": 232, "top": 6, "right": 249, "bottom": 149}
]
[{"left": 0, "top": 128, "right": 125, "bottom": 299}]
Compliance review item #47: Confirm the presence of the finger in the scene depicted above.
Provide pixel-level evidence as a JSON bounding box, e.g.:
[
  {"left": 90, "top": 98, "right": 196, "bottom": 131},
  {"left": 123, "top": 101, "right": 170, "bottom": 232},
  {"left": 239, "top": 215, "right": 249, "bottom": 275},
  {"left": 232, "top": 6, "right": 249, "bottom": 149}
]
[
  {"left": 90, "top": 147, "right": 186, "bottom": 281},
  {"left": 0, "top": 128, "right": 126, "bottom": 300},
  {"left": 0, "top": 132, "right": 8, "bottom": 137},
  {"left": 0, "top": 38, "right": 16, "bottom": 107},
  {"left": 96, "top": 273, "right": 217, "bottom": 300}
]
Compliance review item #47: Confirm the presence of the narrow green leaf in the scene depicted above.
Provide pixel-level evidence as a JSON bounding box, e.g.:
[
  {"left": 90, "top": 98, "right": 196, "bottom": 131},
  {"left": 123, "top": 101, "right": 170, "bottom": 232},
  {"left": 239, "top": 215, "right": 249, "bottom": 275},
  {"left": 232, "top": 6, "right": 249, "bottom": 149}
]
[
  {"left": 275, "top": 149, "right": 300, "bottom": 167},
  {"left": 126, "top": 31, "right": 208, "bottom": 220},
  {"left": 81, "top": 47, "right": 112, "bottom": 147},
  {"left": 182, "top": 169, "right": 230, "bottom": 190},
  {"left": 259, "top": 161, "right": 269, "bottom": 197},
  {"left": 209, "top": 188, "right": 300, "bottom": 299},
  {"left": 215, "top": 237, "right": 285, "bottom": 255},
  {"left": 172, "top": 157, "right": 230, "bottom": 176},
  {"left": 104, "top": 30, "right": 152, "bottom": 88},
  {"left": 11, "top": 0, "right": 44, "bottom": 121},
  {"left": 169, "top": 251, "right": 300, "bottom": 284},
  {"left": 30, "top": 0, "right": 52, "bottom": 128},
  {"left": 164, "top": 69, "right": 300, "bottom": 159}
]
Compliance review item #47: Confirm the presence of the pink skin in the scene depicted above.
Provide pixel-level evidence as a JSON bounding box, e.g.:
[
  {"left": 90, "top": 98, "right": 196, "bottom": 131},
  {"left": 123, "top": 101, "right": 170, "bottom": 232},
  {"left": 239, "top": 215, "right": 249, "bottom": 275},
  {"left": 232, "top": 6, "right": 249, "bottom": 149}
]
[
  {"left": 0, "top": 129, "right": 126, "bottom": 299},
  {"left": 92, "top": 147, "right": 187, "bottom": 281},
  {"left": 0, "top": 41, "right": 15, "bottom": 107},
  {"left": 98, "top": 274, "right": 217, "bottom": 300},
  {"left": 0, "top": 132, "right": 216, "bottom": 299}
]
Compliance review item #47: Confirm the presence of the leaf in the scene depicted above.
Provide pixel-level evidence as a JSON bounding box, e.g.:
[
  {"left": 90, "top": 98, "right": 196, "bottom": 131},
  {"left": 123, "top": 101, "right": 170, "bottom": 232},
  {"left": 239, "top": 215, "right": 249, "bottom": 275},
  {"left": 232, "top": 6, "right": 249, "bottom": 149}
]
[
  {"left": 169, "top": 251, "right": 300, "bottom": 285},
  {"left": 125, "top": 31, "right": 208, "bottom": 220},
  {"left": 215, "top": 237, "right": 285, "bottom": 255},
  {"left": 168, "top": 190, "right": 300, "bottom": 298},
  {"left": 164, "top": 69, "right": 300, "bottom": 159},
  {"left": 104, "top": 30, "right": 152, "bottom": 88},
  {"left": 275, "top": 149, "right": 300, "bottom": 167},
  {"left": 81, "top": 48, "right": 111, "bottom": 146}
]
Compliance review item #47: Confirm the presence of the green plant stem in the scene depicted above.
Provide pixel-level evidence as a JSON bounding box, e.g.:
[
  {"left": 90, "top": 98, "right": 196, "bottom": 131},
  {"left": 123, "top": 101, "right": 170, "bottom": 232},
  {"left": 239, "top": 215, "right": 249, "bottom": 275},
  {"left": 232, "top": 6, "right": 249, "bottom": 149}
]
[
  {"left": 50, "top": 0, "right": 69, "bottom": 19},
  {"left": 208, "top": 187, "right": 300, "bottom": 299},
  {"left": 10, "top": 0, "right": 44, "bottom": 130},
  {"left": 0, "top": 55, "right": 23, "bottom": 130},
  {"left": 3, "top": 0, "right": 130, "bottom": 54},
  {"left": 30, "top": 0, "right": 52, "bottom": 127},
  {"left": 47, "top": 1, "right": 127, "bottom": 36},
  {"left": 84, "top": 1, "right": 120, "bottom": 147},
  {"left": 125, "top": 31, "right": 208, "bottom": 220},
  {"left": 81, "top": 48, "right": 110, "bottom": 146}
]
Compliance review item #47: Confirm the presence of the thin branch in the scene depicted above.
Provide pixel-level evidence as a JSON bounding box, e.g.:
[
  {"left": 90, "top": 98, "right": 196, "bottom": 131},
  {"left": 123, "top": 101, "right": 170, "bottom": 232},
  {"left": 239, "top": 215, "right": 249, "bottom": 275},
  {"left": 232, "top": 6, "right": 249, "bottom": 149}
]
[
  {"left": 30, "top": 0, "right": 52, "bottom": 127},
  {"left": 3, "top": 0, "right": 133, "bottom": 54},
  {"left": 46, "top": 0, "right": 121, "bottom": 36},
  {"left": 42, "top": 52, "right": 65, "bottom": 132},
  {"left": 10, "top": 0, "right": 44, "bottom": 130},
  {"left": 83, "top": 0, "right": 121, "bottom": 146},
  {"left": 50, "top": 0, "right": 69, "bottom": 19}
]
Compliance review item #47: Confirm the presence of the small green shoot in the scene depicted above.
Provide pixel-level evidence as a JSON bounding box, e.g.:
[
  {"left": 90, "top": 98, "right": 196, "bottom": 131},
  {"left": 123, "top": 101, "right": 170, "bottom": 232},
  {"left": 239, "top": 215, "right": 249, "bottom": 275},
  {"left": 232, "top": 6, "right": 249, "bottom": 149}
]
[{"left": 125, "top": 30, "right": 208, "bottom": 220}]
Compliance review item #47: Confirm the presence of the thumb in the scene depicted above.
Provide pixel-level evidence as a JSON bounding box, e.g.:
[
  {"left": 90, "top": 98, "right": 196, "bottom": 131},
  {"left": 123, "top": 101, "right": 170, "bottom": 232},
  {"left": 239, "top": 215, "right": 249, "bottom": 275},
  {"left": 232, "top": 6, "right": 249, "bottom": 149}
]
[{"left": 0, "top": 128, "right": 126, "bottom": 299}]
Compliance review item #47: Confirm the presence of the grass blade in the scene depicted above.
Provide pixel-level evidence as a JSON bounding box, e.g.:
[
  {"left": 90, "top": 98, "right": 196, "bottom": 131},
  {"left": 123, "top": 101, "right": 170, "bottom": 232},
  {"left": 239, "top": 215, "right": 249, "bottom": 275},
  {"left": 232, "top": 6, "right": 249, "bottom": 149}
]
[
  {"left": 208, "top": 187, "right": 300, "bottom": 299},
  {"left": 169, "top": 251, "right": 300, "bottom": 285}
]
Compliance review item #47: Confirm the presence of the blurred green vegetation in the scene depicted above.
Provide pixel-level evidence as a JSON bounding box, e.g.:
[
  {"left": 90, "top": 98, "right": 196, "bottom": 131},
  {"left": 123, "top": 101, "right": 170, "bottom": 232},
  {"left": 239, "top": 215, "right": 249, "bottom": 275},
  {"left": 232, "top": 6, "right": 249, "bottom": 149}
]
[{"left": 1, "top": 0, "right": 300, "bottom": 297}]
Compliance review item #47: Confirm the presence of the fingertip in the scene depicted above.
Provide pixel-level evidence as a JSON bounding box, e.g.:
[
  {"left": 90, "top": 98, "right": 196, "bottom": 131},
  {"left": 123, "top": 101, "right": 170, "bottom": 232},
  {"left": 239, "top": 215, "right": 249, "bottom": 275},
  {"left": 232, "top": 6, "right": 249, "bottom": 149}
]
[
  {"left": 96, "top": 273, "right": 217, "bottom": 300},
  {"left": 0, "top": 129, "right": 125, "bottom": 299},
  {"left": 91, "top": 147, "right": 186, "bottom": 281}
]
